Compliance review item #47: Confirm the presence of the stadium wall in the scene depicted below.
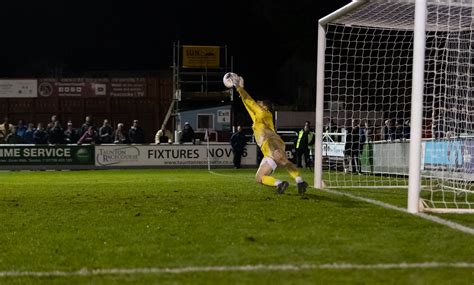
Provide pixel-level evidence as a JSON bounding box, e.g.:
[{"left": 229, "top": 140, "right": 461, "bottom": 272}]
[{"left": 0, "top": 75, "right": 173, "bottom": 143}]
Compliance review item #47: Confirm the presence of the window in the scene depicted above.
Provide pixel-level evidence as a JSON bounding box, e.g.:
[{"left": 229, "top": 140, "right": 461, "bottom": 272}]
[{"left": 197, "top": 114, "right": 214, "bottom": 130}]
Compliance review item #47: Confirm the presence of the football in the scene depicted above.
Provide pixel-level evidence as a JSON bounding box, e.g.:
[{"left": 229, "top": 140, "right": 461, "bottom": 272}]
[{"left": 223, "top": 72, "right": 238, "bottom": 88}]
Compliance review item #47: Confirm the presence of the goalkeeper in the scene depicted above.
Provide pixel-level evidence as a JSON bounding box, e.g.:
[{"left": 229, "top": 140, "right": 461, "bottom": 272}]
[{"left": 226, "top": 73, "right": 308, "bottom": 195}]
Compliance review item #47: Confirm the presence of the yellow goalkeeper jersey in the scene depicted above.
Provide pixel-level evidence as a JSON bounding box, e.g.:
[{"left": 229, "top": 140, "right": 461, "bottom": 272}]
[{"left": 236, "top": 87, "right": 277, "bottom": 147}]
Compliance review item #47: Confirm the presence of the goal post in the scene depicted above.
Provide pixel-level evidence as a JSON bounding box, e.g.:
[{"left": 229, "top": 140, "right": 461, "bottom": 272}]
[
  {"left": 407, "top": 0, "right": 427, "bottom": 213},
  {"left": 315, "top": 0, "right": 474, "bottom": 214}
]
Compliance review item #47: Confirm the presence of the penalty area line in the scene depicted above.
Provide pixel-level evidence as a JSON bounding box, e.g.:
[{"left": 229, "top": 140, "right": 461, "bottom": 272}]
[{"left": 1, "top": 262, "right": 473, "bottom": 278}]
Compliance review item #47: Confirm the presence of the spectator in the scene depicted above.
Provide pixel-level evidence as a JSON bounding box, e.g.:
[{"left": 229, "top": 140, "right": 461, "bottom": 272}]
[
  {"left": 23, "top": 123, "right": 36, "bottom": 144},
  {"left": 230, "top": 125, "right": 247, "bottom": 169},
  {"left": 295, "top": 121, "right": 315, "bottom": 168},
  {"left": 128, "top": 119, "right": 145, "bottom": 144},
  {"left": 77, "top": 126, "right": 98, "bottom": 145},
  {"left": 5, "top": 126, "right": 24, "bottom": 144},
  {"left": 324, "top": 119, "right": 339, "bottom": 142},
  {"left": 47, "top": 115, "right": 59, "bottom": 132},
  {"left": 0, "top": 117, "right": 13, "bottom": 143},
  {"left": 180, "top": 122, "right": 195, "bottom": 144},
  {"left": 79, "top": 115, "right": 95, "bottom": 138},
  {"left": 324, "top": 119, "right": 338, "bottom": 133},
  {"left": 383, "top": 119, "right": 395, "bottom": 141},
  {"left": 99, "top": 119, "right": 114, "bottom": 144},
  {"left": 403, "top": 119, "right": 411, "bottom": 140},
  {"left": 50, "top": 114, "right": 58, "bottom": 124},
  {"left": 33, "top": 123, "right": 49, "bottom": 144},
  {"left": 395, "top": 120, "right": 404, "bottom": 140},
  {"left": 15, "top": 119, "right": 27, "bottom": 138},
  {"left": 114, "top": 123, "right": 128, "bottom": 144},
  {"left": 344, "top": 119, "right": 361, "bottom": 174},
  {"left": 359, "top": 120, "right": 368, "bottom": 152},
  {"left": 63, "top": 121, "right": 78, "bottom": 144},
  {"left": 423, "top": 119, "right": 433, "bottom": 138},
  {"left": 48, "top": 120, "right": 64, "bottom": 144}
]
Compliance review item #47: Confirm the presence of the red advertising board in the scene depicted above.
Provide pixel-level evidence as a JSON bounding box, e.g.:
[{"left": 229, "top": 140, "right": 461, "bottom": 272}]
[
  {"left": 38, "top": 78, "right": 146, "bottom": 97},
  {"left": 109, "top": 78, "right": 146, "bottom": 97}
]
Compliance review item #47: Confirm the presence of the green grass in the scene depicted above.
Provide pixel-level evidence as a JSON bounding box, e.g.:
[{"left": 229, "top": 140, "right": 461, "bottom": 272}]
[{"left": 0, "top": 169, "right": 473, "bottom": 284}]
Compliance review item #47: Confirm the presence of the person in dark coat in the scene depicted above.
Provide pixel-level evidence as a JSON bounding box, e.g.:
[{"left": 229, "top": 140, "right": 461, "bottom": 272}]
[
  {"left": 344, "top": 119, "right": 361, "bottom": 174},
  {"left": 99, "top": 119, "right": 114, "bottom": 144},
  {"left": 128, "top": 120, "right": 145, "bottom": 144},
  {"left": 33, "top": 123, "right": 49, "bottom": 144},
  {"left": 63, "top": 121, "right": 78, "bottom": 144},
  {"left": 48, "top": 121, "right": 64, "bottom": 144},
  {"left": 295, "top": 121, "right": 315, "bottom": 168},
  {"left": 180, "top": 122, "right": 195, "bottom": 144},
  {"left": 5, "top": 126, "right": 24, "bottom": 144},
  {"left": 23, "top": 123, "right": 36, "bottom": 144},
  {"left": 230, "top": 125, "right": 247, "bottom": 169},
  {"left": 79, "top": 115, "right": 96, "bottom": 138}
]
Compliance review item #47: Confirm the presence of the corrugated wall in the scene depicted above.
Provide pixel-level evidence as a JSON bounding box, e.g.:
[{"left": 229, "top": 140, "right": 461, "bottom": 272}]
[{"left": 0, "top": 76, "right": 173, "bottom": 143}]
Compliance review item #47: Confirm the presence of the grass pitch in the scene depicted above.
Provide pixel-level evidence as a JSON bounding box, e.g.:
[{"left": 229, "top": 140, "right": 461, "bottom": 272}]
[{"left": 0, "top": 169, "right": 473, "bottom": 284}]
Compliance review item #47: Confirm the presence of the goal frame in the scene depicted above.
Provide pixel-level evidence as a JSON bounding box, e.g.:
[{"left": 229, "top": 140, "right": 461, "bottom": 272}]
[{"left": 314, "top": 0, "right": 473, "bottom": 214}]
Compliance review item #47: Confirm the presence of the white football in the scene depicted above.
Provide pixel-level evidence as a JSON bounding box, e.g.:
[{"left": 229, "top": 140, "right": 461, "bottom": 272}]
[{"left": 223, "top": 72, "right": 238, "bottom": 88}]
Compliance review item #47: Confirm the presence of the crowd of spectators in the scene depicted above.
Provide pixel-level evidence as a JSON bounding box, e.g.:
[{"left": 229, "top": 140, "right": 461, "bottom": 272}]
[
  {"left": 0, "top": 115, "right": 146, "bottom": 145},
  {"left": 324, "top": 118, "right": 412, "bottom": 143}
]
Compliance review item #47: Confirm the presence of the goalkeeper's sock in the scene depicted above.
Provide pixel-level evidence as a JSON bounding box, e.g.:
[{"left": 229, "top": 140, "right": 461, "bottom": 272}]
[
  {"left": 295, "top": 176, "right": 303, "bottom": 184},
  {"left": 285, "top": 164, "right": 300, "bottom": 180},
  {"left": 262, "top": 176, "right": 280, "bottom": 187}
]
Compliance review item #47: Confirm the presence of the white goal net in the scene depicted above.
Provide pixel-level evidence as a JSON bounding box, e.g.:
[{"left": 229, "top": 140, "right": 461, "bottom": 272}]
[{"left": 317, "top": 0, "right": 473, "bottom": 213}]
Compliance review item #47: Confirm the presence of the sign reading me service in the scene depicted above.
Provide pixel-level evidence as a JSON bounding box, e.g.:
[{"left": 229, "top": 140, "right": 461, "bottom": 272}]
[
  {"left": 0, "top": 145, "right": 94, "bottom": 165},
  {"left": 95, "top": 144, "right": 258, "bottom": 167}
]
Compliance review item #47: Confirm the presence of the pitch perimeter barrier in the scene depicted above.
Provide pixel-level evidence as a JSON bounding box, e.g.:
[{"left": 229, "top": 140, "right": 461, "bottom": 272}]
[
  {"left": 0, "top": 143, "right": 258, "bottom": 170},
  {"left": 95, "top": 144, "right": 258, "bottom": 168},
  {"left": 360, "top": 138, "right": 473, "bottom": 180},
  {"left": 0, "top": 145, "right": 94, "bottom": 169}
]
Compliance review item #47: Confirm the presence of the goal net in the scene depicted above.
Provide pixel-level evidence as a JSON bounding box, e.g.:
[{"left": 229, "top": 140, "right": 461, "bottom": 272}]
[{"left": 317, "top": 0, "right": 473, "bottom": 213}]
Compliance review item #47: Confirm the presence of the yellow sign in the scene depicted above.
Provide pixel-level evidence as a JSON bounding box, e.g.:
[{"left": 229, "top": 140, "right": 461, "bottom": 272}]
[{"left": 182, "top": 45, "right": 220, "bottom": 68}]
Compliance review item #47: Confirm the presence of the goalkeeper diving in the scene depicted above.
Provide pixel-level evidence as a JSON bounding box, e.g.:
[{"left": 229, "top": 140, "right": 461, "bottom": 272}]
[{"left": 225, "top": 73, "right": 308, "bottom": 195}]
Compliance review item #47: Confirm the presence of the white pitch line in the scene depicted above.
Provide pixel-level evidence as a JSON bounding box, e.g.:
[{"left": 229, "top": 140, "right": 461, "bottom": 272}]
[
  {"left": 1, "top": 262, "right": 473, "bottom": 278},
  {"left": 319, "top": 188, "right": 474, "bottom": 236},
  {"left": 208, "top": 171, "right": 474, "bottom": 235}
]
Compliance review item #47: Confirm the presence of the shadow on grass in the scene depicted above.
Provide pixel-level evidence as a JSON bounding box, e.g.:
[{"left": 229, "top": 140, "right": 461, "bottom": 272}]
[{"left": 290, "top": 193, "right": 368, "bottom": 209}]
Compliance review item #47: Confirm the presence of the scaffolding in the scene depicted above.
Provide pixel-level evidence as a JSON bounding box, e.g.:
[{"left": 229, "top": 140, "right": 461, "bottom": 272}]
[{"left": 165, "top": 42, "right": 234, "bottom": 138}]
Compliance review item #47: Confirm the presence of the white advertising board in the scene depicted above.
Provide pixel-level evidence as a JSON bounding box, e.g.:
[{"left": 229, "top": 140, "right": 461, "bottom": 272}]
[
  {"left": 95, "top": 143, "right": 258, "bottom": 167},
  {"left": 322, "top": 142, "right": 345, "bottom": 157},
  {"left": 0, "top": 80, "right": 37, "bottom": 98}
]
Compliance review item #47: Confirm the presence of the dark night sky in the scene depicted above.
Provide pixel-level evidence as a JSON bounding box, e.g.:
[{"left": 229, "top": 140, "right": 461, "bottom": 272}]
[{"left": 0, "top": 1, "right": 351, "bottom": 95}]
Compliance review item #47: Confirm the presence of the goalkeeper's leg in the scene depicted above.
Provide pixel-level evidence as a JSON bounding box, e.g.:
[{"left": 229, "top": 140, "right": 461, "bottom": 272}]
[
  {"left": 267, "top": 139, "right": 308, "bottom": 195},
  {"left": 255, "top": 157, "right": 289, "bottom": 194}
]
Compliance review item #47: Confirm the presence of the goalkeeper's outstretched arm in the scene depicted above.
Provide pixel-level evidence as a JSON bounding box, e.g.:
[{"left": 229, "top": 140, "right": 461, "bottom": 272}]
[{"left": 236, "top": 86, "right": 261, "bottom": 123}]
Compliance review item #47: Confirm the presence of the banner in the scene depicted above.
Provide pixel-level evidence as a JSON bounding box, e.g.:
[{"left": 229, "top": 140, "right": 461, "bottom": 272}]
[
  {"left": 465, "top": 140, "right": 474, "bottom": 173},
  {"left": 37, "top": 78, "right": 146, "bottom": 97},
  {"left": 95, "top": 144, "right": 257, "bottom": 167},
  {"left": 0, "top": 80, "right": 37, "bottom": 98},
  {"left": 182, "top": 45, "right": 220, "bottom": 68},
  {"left": 322, "top": 142, "right": 345, "bottom": 157},
  {"left": 0, "top": 145, "right": 94, "bottom": 165},
  {"left": 109, "top": 78, "right": 146, "bottom": 97},
  {"left": 422, "top": 139, "right": 474, "bottom": 173},
  {"left": 423, "top": 140, "right": 464, "bottom": 171}
]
